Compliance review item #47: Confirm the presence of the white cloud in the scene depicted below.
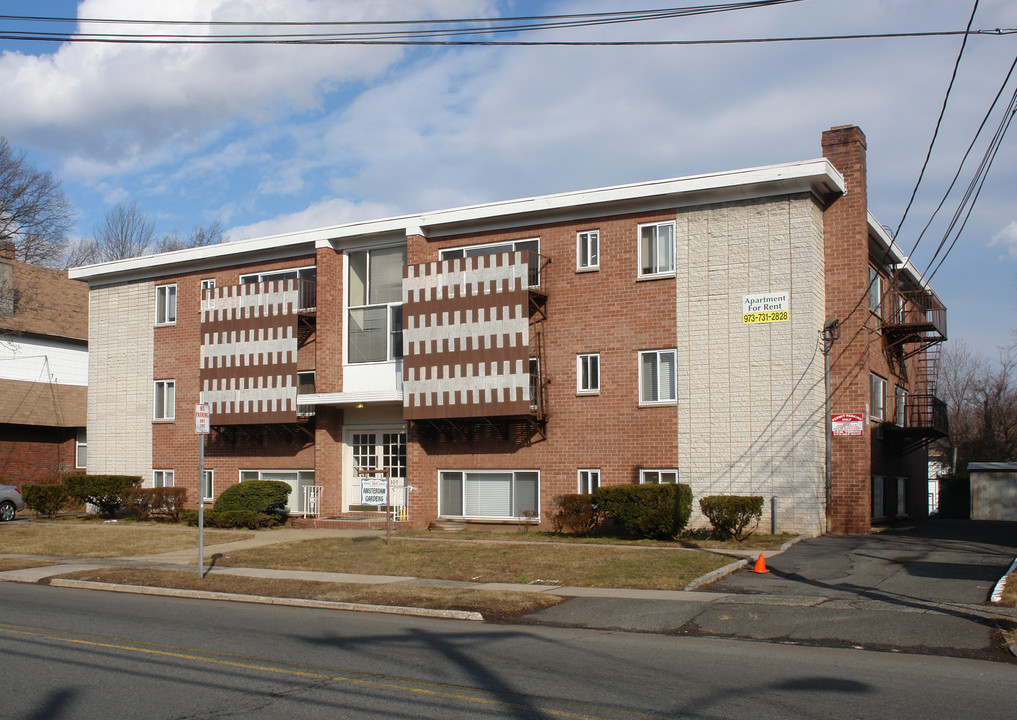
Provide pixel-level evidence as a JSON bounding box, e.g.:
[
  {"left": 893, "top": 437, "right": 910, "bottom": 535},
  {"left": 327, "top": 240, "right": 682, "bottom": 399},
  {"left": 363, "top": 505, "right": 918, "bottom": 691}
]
[
  {"left": 225, "top": 196, "right": 399, "bottom": 240},
  {"left": 990, "top": 221, "right": 1017, "bottom": 259}
]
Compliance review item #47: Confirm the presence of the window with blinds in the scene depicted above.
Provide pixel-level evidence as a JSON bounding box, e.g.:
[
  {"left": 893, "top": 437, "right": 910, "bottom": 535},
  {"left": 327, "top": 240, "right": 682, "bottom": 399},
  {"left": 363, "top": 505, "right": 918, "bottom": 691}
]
[
  {"left": 439, "top": 470, "right": 539, "bottom": 519},
  {"left": 348, "top": 246, "right": 405, "bottom": 363}
]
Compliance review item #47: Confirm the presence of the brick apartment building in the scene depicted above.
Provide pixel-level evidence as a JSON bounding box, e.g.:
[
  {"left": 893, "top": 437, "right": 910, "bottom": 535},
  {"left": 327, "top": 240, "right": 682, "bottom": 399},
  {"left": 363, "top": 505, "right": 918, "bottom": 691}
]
[
  {"left": 70, "top": 125, "right": 947, "bottom": 535},
  {"left": 1, "top": 241, "right": 89, "bottom": 484}
]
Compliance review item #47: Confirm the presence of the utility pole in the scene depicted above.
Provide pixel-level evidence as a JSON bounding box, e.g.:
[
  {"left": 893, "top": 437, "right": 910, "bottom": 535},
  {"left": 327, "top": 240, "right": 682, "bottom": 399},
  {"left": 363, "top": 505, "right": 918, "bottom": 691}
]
[{"left": 822, "top": 318, "right": 840, "bottom": 533}]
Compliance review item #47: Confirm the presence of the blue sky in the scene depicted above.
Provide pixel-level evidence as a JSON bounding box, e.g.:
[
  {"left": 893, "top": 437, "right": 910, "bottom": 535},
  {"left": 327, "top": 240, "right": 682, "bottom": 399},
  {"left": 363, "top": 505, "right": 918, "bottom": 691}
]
[{"left": 1, "top": 0, "right": 1016, "bottom": 356}]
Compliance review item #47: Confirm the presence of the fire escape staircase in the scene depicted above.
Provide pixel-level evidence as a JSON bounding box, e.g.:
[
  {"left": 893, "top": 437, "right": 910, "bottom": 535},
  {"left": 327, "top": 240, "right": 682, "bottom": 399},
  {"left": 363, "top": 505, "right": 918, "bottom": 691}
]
[{"left": 882, "top": 284, "right": 948, "bottom": 454}]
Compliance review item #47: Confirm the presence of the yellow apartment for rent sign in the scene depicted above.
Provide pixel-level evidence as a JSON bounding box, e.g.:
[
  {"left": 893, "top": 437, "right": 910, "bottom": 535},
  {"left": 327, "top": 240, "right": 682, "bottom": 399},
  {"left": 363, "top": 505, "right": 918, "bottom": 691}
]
[{"left": 743, "top": 291, "right": 789, "bottom": 324}]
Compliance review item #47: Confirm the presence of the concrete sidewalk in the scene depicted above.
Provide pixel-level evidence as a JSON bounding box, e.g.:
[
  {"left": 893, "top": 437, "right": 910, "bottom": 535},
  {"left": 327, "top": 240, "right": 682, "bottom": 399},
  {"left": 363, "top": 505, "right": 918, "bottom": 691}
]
[{"left": 2, "top": 521, "right": 1015, "bottom": 661}]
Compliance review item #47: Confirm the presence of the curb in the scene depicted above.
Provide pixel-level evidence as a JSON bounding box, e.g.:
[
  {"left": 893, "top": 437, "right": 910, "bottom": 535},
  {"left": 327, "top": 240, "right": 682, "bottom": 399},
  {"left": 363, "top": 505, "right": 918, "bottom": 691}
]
[
  {"left": 48, "top": 579, "right": 485, "bottom": 621},
  {"left": 684, "top": 557, "right": 748, "bottom": 590}
]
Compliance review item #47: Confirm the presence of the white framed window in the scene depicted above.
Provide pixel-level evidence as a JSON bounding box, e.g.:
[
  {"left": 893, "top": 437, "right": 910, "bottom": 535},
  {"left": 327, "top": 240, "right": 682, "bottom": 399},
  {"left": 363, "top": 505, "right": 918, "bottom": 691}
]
[
  {"left": 75, "top": 428, "right": 87, "bottom": 469},
  {"left": 530, "top": 358, "right": 541, "bottom": 410},
  {"left": 894, "top": 386, "right": 907, "bottom": 426},
  {"left": 240, "top": 469, "right": 316, "bottom": 514},
  {"left": 347, "top": 247, "right": 404, "bottom": 363},
  {"left": 153, "top": 469, "right": 174, "bottom": 488},
  {"left": 154, "top": 379, "right": 175, "bottom": 420},
  {"left": 439, "top": 470, "right": 539, "bottom": 520},
  {"left": 200, "top": 278, "right": 216, "bottom": 312},
  {"left": 577, "top": 230, "right": 599, "bottom": 270},
  {"left": 440, "top": 238, "right": 541, "bottom": 286},
  {"left": 578, "top": 469, "right": 600, "bottom": 494},
  {"left": 638, "top": 221, "right": 675, "bottom": 277},
  {"left": 639, "top": 349, "right": 677, "bottom": 404},
  {"left": 155, "top": 284, "right": 177, "bottom": 325},
  {"left": 870, "top": 373, "right": 886, "bottom": 421},
  {"left": 297, "top": 371, "right": 316, "bottom": 417},
  {"left": 869, "top": 267, "right": 884, "bottom": 317},
  {"left": 351, "top": 431, "right": 407, "bottom": 481},
  {"left": 577, "top": 353, "right": 600, "bottom": 394},
  {"left": 640, "top": 469, "right": 679, "bottom": 484},
  {"left": 201, "top": 470, "right": 214, "bottom": 502}
]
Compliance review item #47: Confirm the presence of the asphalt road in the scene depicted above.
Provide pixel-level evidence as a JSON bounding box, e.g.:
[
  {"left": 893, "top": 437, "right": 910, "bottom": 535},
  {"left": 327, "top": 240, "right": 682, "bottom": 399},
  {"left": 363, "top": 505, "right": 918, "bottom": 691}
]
[{"left": 2, "top": 582, "right": 1015, "bottom": 720}]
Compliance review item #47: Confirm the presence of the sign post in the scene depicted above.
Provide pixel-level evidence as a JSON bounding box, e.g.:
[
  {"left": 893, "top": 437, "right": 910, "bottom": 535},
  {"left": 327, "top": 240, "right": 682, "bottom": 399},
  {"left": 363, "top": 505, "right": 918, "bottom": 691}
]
[{"left": 195, "top": 403, "right": 211, "bottom": 577}]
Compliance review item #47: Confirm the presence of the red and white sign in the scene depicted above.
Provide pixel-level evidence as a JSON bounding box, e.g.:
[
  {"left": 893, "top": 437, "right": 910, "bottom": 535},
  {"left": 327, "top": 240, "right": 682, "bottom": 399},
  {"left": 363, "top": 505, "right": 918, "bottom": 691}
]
[
  {"left": 195, "top": 403, "right": 211, "bottom": 435},
  {"left": 832, "top": 413, "right": 864, "bottom": 437}
]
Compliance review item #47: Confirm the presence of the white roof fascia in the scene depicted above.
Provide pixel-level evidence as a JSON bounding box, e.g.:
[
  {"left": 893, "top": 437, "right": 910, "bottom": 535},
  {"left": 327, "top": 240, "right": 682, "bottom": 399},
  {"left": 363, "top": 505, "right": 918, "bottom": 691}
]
[
  {"left": 71, "top": 158, "right": 843, "bottom": 285},
  {"left": 300, "top": 390, "right": 404, "bottom": 406}
]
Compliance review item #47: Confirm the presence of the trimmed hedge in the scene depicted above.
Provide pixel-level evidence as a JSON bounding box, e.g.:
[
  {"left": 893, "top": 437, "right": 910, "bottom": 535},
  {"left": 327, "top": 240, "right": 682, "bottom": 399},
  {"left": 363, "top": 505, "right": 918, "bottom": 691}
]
[
  {"left": 22, "top": 484, "right": 70, "bottom": 517},
  {"left": 180, "top": 509, "right": 276, "bottom": 529},
  {"left": 121, "top": 487, "right": 187, "bottom": 522},
  {"left": 62, "top": 474, "right": 143, "bottom": 518},
  {"left": 699, "top": 495, "right": 764, "bottom": 540},
  {"left": 549, "top": 494, "right": 601, "bottom": 536},
  {"left": 212, "top": 480, "right": 291, "bottom": 515},
  {"left": 594, "top": 483, "right": 692, "bottom": 540}
]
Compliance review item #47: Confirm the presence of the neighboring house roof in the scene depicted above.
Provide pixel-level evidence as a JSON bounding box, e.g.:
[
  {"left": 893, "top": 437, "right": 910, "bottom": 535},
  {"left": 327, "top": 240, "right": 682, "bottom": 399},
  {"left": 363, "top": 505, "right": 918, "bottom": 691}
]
[
  {"left": 0, "top": 258, "right": 88, "bottom": 342},
  {"left": 967, "top": 462, "right": 1017, "bottom": 471},
  {"left": 0, "top": 377, "right": 86, "bottom": 427}
]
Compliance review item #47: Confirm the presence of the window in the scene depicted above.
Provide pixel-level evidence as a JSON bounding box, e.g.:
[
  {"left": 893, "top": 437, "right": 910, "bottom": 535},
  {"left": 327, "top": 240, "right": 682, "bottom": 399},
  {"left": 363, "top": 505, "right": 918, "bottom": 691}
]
[
  {"left": 154, "top": 379, "right": 175, "bottom": 420},
  {"left": 872, "top": 476, "right": 885, "bottom": 519},
  {"left": 641, "top": 469, "right": 679, "bottom": 484},
  {"left": 153, "top": 470, "right": 174, "bottom": 488},
  {"left": 348, "top": 247, "right": 405, "bottom": 363},
  {"left": 577, "top": 353, "right": 600, "bottom": 394},
  {"left": 440, "top": 238, "right": 541, "bottom": 286},
  {"left": 200, "top": 278, "right": 216, "bottom": 312},
  {"left": 577, "top": 230, "right": 599, "bottom": 270},
  {"left": 639, "top": 350, "right": 676, "bottom": 404},
  {"left": 155, "top": 284, "right": 177, "bottom": 325},
  {"left": 75, "top": 428, "right": 87, "bottom": 469},
  {"left": 894, "top": 386, "right": 907, "bottom": 426},
  {"left": 352, "top": 432, "right": 407, "bottom": 481},
  {"left": 530, "top": 358, "right": 541, "bottom": 410},
  {"left": 638, "top": 221, "right": 675, "bottom": 277},
  {"left": 297, "top": 371, "right": 316, "bottom": 417},
  {"left": 241, "top": 266, "right": 317, "bottom": 311},
  {"left": 578, "top": 469, "right": 600, "bottom": 494},
  {"left": 870, "top": 373, "right": 886, "bottom": 421},
  {"left": 201, "top": 470, "right": 214, "bottom": 501},
  {"left": 439, "top": 470, "right": 539, "bottom": 520},
  {"left": 869, "top": 267, "right": 884, "bottom": 317},
  {"left": 241, "top": 469, "right": 316, "bottom": 513}
]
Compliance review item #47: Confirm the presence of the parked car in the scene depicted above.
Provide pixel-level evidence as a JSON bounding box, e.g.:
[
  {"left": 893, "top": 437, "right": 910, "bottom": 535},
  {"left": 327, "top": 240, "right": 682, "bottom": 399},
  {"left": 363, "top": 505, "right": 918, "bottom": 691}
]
[{"left": 0, "top": 484, "right": 25, "bottom": 521}]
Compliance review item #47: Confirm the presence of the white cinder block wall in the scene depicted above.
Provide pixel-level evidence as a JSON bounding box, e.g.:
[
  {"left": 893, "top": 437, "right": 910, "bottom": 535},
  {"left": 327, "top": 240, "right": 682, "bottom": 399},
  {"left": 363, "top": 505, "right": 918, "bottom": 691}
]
[
  {"left": 676, "top": 194, "right": 827, "bottom": 535},
  {"left": 87, "top": 282, "right": 155, "bottom": 480}
]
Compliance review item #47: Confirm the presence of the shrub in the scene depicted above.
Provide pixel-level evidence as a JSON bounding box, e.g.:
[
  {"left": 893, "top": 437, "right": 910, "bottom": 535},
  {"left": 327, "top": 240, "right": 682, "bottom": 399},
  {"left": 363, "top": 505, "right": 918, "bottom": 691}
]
[
  {"left": 213, "top": 480, "right": 291, "bottom": 515},
  {"left": 699, "top": 495, "right": 764, "bottom": 541},
  {"left": 549, "top": 494, "right": 601, "bottom": 536},
  {"left": 594, "top": 483, "right": 692, "bottom": 540},
  {"left": 180, "top": 508, "right": 274, "bottom": 529},
  {"left": 121, "top": 487, "right": 187, "bottom": 522},
  {"left": 22, "top": 484, "right": 70, "bottom": 517},
  {"left": 62, "top": 474, "right": 143, "bottom": 518}
]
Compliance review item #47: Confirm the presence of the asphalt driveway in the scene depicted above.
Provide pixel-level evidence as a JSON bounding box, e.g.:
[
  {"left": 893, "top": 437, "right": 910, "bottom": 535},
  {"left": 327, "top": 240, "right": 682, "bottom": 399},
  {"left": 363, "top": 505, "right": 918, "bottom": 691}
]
[{"left": 705, "top": 519, "right": 1017, "bottom": 608}]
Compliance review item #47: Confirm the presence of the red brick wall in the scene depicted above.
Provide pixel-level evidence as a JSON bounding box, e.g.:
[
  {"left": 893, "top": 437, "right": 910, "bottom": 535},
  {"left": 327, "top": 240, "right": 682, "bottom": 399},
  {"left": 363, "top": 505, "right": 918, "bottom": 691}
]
[
  {"left": 406, "top": 210, "right": 680, "bottom": 528},
  {"left": 0, "top": 424, "right": 78, "bottom": 485},
  {"left": 151, "top": 255, "right": 318, "bottom": 507},
  {"left": 313, "top": 246, "right": 344, "bottom": 515}
]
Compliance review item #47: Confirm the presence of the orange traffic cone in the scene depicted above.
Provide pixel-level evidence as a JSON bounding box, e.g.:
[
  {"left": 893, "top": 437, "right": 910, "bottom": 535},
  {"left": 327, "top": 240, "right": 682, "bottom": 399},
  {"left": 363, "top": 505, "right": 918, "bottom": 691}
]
[{"left": 751, "top": 553, "right": 769, "bottom": 574}]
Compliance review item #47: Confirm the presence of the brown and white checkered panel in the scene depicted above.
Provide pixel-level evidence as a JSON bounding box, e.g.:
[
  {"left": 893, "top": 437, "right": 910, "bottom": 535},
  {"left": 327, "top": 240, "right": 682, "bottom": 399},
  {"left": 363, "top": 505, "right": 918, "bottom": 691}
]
[
  {"left": 199, "top": 279, "right": 299, "bottom": 424},
  {"left": 402, "top": 251, "right": 531, "bottom": 419}
]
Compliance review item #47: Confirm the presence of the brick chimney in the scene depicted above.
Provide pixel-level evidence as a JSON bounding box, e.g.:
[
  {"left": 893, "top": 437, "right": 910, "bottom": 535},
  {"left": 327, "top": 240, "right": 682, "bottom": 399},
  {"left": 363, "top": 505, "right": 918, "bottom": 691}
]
[
  {"left": 0, "top": 240, "right": 13, "bottom": 316},
  {"left": 0, "top": 239, "right": 14, "bottom": 261},
  {"left": 821, "top": 125, "right": 874, "bottom": 534}
]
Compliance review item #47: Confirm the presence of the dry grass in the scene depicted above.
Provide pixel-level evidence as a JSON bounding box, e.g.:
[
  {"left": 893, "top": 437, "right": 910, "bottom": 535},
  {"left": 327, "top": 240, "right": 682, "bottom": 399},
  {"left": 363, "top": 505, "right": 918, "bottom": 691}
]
[
  {"left": 403, "top": 528, "right": 797, "bottom": 551},
  {"left": 53, "top": 568, "right": 565, "bottom": 620},
  {"left": 1001, "top": 574, "right": 1017, "bottom": 608},
  {"left": 214, "top": 536, "right": 733, "bottom": 590},
  {"left": 0, "top": 523, "right": 252, "bottom": 558},
  {"left": 0, "top": 558, "right": 53, "bottom": 571}
]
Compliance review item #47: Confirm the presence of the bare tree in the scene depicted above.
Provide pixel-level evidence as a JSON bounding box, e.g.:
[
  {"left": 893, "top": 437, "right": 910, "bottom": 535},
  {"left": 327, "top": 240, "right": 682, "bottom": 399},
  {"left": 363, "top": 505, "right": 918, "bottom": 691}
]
[
  {"left": 68, "top": 201, "right": 155, "bottom": 266},
  {"left": 937, "top": 340, "right": 1017, "bottom": 471},
  {"left": 0, "top": 137, "right": 76, "bottom": 268},
  {"left": 153, "top": 220, "right": 227, "bottom": 254}
]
